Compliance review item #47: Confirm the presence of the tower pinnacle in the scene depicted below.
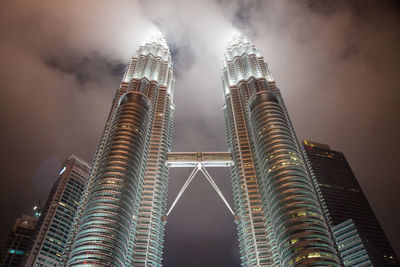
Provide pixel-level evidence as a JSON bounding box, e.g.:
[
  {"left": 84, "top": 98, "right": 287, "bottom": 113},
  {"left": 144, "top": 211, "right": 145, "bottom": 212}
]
[
  {"left": 227, "top": 33, "right": 252, "bottom": 48},
  {"left": 146, "top": 29, "right": 168, "bottom": 49}
]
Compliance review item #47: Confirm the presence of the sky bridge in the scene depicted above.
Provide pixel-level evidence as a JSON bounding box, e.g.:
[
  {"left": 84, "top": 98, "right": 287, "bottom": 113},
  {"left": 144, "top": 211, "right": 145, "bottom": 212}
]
[
  {"left": 166, "top": 152, "right": 233, "bottom": 168},
  {"left": 165, "top": 152, "right": 235, "bottom": 217}
]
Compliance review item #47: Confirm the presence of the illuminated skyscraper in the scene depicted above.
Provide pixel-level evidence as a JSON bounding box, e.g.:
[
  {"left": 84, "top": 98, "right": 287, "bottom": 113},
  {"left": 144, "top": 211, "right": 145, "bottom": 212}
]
[
  {"left": 66, "top": 33, "right": 174, "bottom": 267},
  {"left": 25, "top": 155, "right": 90, "bottom": 266},
  {"left": 302, "top": 140, "right": 400, "bottom": 266},
  {"left": 62, "top": 33, "right": 344, "bottom": 266},
  {"left": 222, "top": 35, "right": 340, "bottom": 266}
]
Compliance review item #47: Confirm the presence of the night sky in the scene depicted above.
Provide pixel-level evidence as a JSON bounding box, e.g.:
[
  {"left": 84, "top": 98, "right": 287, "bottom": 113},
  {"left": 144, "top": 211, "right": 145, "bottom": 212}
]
[{"left": 1, "top": 0, "right": 399, "bottom": 266}]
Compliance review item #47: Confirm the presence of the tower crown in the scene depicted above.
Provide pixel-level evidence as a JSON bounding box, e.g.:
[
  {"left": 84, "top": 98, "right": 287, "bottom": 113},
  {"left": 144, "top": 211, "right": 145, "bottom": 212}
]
[
  {"left": 145, "top": 30, "right": 169, "bottom": 50},
  {"left": 225, "top": 33, "right": 260, "bottom": 61},
  {"left": 227, "top": 33, "right": 252, "bottom": 48},
  {"left": 136, "top": 30, "right": 171, "bottom": 61},
  {"left": 222, "top": 34, "right": 273, "bottom": 91},
  {"left": 123, "top": 30, "right": 174, "bottom": 93}
]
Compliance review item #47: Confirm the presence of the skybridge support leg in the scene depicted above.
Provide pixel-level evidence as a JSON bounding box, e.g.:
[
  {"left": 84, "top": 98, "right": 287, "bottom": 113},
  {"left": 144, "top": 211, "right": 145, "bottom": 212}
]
[
  {"left": 166, "top": 164, "right": 200, "bottom": 216},
  {"left": 199, "top": 165, "right": 235, "bottom": 216},
  {"left": 166, "top": 162, "right": 235, "bottom": 218}
]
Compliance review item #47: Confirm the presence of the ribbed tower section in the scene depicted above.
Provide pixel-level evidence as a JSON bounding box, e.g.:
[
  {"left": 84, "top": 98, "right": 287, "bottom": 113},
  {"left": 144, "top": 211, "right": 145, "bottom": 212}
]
[
  {"left": 222, "top": 35, "right": 340, "bottom": 266},
  {"left": 129, "top": 35, "right": 175, "bottom": 267},
  {"left": 65, "top": 33, "right": 174, "bottom": 266}
]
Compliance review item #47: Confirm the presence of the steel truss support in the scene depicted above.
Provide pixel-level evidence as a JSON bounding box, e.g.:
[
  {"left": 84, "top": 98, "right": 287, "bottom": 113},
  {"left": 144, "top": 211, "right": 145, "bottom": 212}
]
[
  {"left": 199, "top": 166, "right": 235, "bottom": 216},
  {"left": 167, "top": 164, "right": 200, "bottom": 216},
  {"left": 166, "top": 163, "right": 234, "bottom": 217}
]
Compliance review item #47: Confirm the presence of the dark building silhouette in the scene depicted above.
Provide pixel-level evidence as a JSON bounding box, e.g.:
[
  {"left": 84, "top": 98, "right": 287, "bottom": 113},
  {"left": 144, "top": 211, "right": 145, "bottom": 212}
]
[
  {"left": 0, "top": 215, "right": 38, "bottom": 267},
  {"left": 302, "top": 140, "right": 399, "bottom": 266}
]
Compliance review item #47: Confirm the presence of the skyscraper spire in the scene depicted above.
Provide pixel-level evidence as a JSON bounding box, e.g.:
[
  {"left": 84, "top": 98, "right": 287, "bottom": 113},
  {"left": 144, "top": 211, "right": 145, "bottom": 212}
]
[
  {"left": 227, "top": 33, "right": 252, "bottom": 48},
  {"left": 222, "top": 36, "right": 341, "bottom": 266},
  {"left": 223, "top": 34, "right": 273, "bottom": 94},
  {"left": 123, "top": 31, "right": 173, "bottom": 92},
  {"left": 146, "top": 29, "right": 169, "bottom": 49}
]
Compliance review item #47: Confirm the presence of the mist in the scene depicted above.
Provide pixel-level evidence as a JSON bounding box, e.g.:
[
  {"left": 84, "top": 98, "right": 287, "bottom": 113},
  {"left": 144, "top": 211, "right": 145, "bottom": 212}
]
[{"left": 0, "top": 0, "right": 399, "bottom": 265}]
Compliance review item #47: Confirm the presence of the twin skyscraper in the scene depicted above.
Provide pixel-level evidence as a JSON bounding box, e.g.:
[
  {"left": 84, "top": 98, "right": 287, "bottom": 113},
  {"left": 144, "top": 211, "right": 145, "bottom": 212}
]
[{"left": 57, "top": 33, "right": 341, "bottom": 266}]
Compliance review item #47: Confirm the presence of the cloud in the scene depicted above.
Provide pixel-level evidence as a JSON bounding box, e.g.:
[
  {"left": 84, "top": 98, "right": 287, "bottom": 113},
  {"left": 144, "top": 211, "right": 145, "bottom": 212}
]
[
  {"left": 0, "top": 0, "right": 158, "bottom": 248},
  {"left": 0, "top": 0, "right": 399, "bottom": 265}
]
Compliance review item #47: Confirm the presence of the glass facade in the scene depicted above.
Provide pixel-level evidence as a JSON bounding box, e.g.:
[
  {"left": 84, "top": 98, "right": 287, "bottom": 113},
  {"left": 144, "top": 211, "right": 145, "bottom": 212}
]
[
  {"left": 333, "top": 219, "right": 375, "bottom": 267},
  {"left": 302, "top": 140, "right": 400, "bottom": 266},
  {"left": 67, "top": 93, "right": 151, "bottom": 266},
  {"left": 25, "top": 155, "right": 90, "bottom": 267},
  {"left": 65, "top": 34, "right": 174, "bottom": 267},
  {"left": 222, "top": 35, "right": 340, "bottom": 266}
]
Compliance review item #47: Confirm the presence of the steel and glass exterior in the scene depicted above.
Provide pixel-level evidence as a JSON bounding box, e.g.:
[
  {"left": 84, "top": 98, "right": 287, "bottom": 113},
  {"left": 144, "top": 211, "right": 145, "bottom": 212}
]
[
  {"left": 25, "top": 155, "right": 90, "bottom": 267},
  {"left": 222, "top": 35, "right": 340, "bottom": 266},
  {"left": 130, "top": 37, "right": 174, "bottom": 266},
  {"left": 332, "top": 219, "right": 375, "bottom": 267},
  {"left": 65, "top": 34, "right": 174, "bottom": 266},
  {"left": 302, "top": 140, "right": 400, "bottom": 266}
]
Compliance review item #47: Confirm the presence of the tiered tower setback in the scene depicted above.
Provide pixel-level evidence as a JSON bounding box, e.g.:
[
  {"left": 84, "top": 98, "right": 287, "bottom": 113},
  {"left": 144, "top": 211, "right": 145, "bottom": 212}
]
[
  {"left": 66, "top": 33, "right": 174, "bottom": 267},
  {"left": 222, "top": 35, "right": 340, "bottom": 266}
]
